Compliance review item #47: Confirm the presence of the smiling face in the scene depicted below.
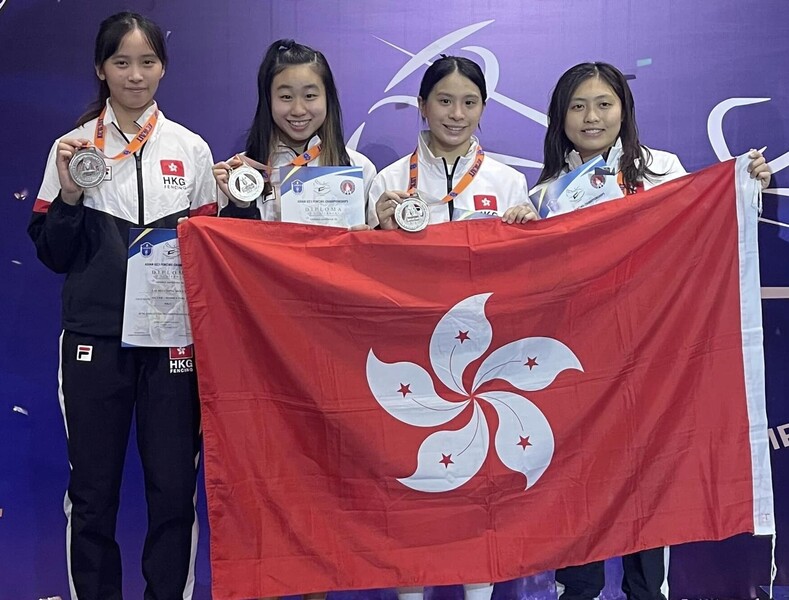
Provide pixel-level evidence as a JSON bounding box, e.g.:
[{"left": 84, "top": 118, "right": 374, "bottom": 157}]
[
  {"left": 96, "top": 27, "right": 164, "bottom": 127},
  {"left": 270, "top": 63, "right": 328, "bottom": 149},
  {"left": 563, "top": 76, "right": 623, "bottom": 161},
  {"left": 419, "top": 71, "right": 484, "bottom": 160}
]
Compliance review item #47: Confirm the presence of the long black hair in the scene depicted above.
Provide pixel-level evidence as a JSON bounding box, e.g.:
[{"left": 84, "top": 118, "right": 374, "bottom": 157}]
[
  {"left": 77, "top": 12, "right": 167, "bottom": 127},
  {"left": 245, "top": 39, "right": 350, "bottom": 166},
  {"left": 536, "top": 62, "right": 661, "bottom": 192}
]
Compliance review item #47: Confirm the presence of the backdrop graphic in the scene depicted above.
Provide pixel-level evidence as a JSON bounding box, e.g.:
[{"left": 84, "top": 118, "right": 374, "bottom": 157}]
[{"left": 0, "top": 1, "right": 787, "bottom": 599}]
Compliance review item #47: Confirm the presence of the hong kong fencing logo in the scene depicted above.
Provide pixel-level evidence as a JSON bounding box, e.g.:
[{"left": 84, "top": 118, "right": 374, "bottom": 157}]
[{"left": 366, "top": 293, "right": 583, "bottom": 493}]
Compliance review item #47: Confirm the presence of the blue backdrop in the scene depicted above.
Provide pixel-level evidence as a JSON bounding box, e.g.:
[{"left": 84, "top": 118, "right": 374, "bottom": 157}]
[{"left": 1, "top": 1, "right": 787, "bottom": 599}]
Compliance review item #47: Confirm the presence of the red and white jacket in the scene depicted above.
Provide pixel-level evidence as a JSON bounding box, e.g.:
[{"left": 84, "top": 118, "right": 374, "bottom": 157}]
[{"left": 29, "top": 100, "right": 216, "bottom": 336}]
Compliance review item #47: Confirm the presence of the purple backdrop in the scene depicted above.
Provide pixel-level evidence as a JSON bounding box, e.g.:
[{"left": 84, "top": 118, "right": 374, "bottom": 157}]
[{"left": 1, "top": 1, "right": 787, "bottom": 599}]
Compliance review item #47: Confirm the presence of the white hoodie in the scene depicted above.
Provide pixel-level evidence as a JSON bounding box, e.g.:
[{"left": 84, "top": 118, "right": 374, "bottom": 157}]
[{"left": 367, "top": 131, "right": 530, "bottom": 227}]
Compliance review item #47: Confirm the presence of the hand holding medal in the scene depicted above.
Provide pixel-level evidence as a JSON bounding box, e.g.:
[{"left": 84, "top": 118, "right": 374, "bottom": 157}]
[
  {"left": 375, "top": 189, "right": 433, "bottom": 232},
  {"left": 59, "top": 107, "right": 159, "bottom": 203},
  {"left": 374, "top": 190, "right": 409, "bottom": 230},
  {"left": 214, "top": 155, "right": 268, "bottom": 207},
  {"left": 68, "top": 145, "right": 107, "bottom": 189},
  {"left": 227, "top": 156, "right": 266, "bottom": 204},
  {"left": 377, "top": 145, "right": 486, "bottom": 232},
  {"left": 395, "top": 192, "right": 430, "bottom": 232},
  {"left": 55, "top": 137, "right": 94, "bottom": 205}
]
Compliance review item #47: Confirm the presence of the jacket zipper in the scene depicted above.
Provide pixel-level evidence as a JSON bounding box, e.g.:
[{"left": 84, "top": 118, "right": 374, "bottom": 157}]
[
  {"left": 113, "top": 123, "right": 146, "bottom": 225},
  {"left": 442, "top": 156, "right": 461, "bottom": 220},
  {"left": 135, "top": 143, "right": 145, "bottom": 225}
]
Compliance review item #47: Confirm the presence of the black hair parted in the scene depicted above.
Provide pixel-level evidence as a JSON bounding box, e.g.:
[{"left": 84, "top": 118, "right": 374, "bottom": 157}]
[
  {"left": 77, "top": 12, "right": 167, "bottom": 127},
  {"left": 418, "top": 55, "right": 487, "bottom": 103}
]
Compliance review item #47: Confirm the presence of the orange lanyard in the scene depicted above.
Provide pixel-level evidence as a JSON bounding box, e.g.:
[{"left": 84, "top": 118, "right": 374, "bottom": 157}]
[
  {"left": 616, "top": 171, "right": 644, "bottom": 195},
  {"left": 94, "top": 106, "right": 159, "bottom": 160},
  {"left": 238, "top": 143, "right": 322, "bottom": 181},
  {"left": 408, "top": 146, "right": 485, "bottom": 203},
  {"left": 290, "top": 143, "right": 322, "bottom": 166}
]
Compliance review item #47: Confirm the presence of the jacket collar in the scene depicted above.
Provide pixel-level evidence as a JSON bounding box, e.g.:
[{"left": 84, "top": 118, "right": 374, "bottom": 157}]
[
  {"left": 98, "top": 99, "right": 163, "bottom": 147},
  {"left": 102, "top": 99, "right": 161, "bottom": 130},
  {"left": 272, "top": 134, "right": 322, "bottom": 165},
  {"left": 418, "top": 130, "right": 480, "bottom": 172},
  {"left": 565, "top": 137, "right": 623, "bottom": 171}
]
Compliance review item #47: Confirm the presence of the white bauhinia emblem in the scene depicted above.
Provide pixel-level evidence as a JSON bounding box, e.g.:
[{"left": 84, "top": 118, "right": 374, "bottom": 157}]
[{"left": 366, "top": 293, "right": 583, "bottom": 493}]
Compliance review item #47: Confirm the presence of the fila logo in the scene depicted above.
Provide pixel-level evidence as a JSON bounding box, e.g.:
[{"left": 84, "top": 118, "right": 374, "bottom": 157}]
[{"left": 76, "top": 345, "right": 93, "bottom": 362}]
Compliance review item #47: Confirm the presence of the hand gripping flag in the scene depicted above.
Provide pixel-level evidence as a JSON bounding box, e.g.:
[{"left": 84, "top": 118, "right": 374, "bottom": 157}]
[{"left": 179, "top": 156, "right": 773, "bottom": 600}]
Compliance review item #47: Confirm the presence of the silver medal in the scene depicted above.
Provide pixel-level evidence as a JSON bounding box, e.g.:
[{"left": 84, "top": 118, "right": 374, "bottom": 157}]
[
  {"left": 68, "top": 147, "right": 106, "bottom": 188},
  {"left": 228, "top": 165, "right": 265, "bottom": 202},
  {"left": 395, "top": 195, "right": 430, "bottom": 232}
]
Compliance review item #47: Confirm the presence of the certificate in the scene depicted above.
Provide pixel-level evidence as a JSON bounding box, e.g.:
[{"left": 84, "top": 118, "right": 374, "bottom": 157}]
[
  {"left": 279, "top": 165, "right": 365, "bottom": 227},
  {"left": 531, "top": 155, "right": 624, "bottom": 219},
  {"left": 121, "top": 228, "right": 192, "bottom": 348}
]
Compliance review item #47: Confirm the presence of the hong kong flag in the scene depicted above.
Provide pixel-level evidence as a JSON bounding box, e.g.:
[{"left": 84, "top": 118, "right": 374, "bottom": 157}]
[
  {"left": 474, "top": 194, "right": 498, "bottom": 211},
  {"left": 179, "top": 157, "right": 773, "bottom": 600},
  {"left": 160, "top": 159, "right": 184, "bottom": 176}
]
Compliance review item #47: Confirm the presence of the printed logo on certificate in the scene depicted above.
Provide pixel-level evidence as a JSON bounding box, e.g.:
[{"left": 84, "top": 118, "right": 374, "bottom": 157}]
[
  {"left": 532, "top": 155, "right": 624, "bottom": 219},
  {"left": 279, "top": 165, "right": 365, "bottom": 227},
  {"left": 121, "top": 228, "right": 192, "bottom": 348}
]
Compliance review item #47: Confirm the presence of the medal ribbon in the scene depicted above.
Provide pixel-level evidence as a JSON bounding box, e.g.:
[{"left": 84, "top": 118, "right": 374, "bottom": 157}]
[
  {"left": 93, "top": 106, "right": 159, "bottom": 160},
  {"left": 236, "top": 154, "right": 271, "bottom": 181},
  {"left": 616, "top": 171, "right": 644, "bottom": 195},
  {"left": 290, "top": 143, "right": 322, "bottom": 166},
  {"left": 407, "top": 146, "right": 485, "bottom": 203},
  {"left": 235, "top": 143, "right": 322, "bottom": 180}
]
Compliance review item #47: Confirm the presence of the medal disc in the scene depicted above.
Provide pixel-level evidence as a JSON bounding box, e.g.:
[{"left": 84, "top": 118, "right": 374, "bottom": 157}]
[
  {"left": 68, "top": 148, "right": 106, "bottom": 188},
  {"left": 395, "top": 196, "right": 430, "bottom": 232},
  {"left": 228, "top": 165, "right": 265, "bottom": 202}
]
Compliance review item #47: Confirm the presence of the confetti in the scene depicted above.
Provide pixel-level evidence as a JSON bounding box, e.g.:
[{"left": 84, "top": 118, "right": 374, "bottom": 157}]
[
  {"left": 166, "top": 30, "right": 172, "bottom": 41},
  {"left": 13, "top": 188, "right": 28, "bottom": 200},
  {"left": 636, "top": 58, "right": 653, "bottom": 67},
  {"left": 12, "top": 405, "right": 29, "bottom": 416},
  {"left": 11, "top": 260, "right": 21, "bottom": 265},
  {"left": 0, "top": 508, "right": 3, "bottom": 517},
  {"left": 38, "top": 597, "right": 63, "bottom": 600}
]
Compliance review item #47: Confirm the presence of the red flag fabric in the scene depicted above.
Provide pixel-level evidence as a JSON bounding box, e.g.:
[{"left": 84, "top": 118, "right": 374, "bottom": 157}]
[{"left": 179, "top": 158, "right": 773, "bottom": 600}]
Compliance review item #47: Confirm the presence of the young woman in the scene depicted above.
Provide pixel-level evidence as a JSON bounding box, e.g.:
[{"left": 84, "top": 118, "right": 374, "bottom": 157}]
[
  {"left": 28, "top": 12, "right": 216, "bottom": 600},
  {"left": 370, "top": 56, "right": 536, "bottom": 600},
  {"left": 370, "top": 56, "right": 536, "bottom": 230},
  {"left": 532, "top": 61, "right": 770, "bottom": 600},
  {"left": 213, "top": 39, "right": 376, "bottom": 224},
  {"left": 534, "top": 61, "right": 770, "bottom": 198}
]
